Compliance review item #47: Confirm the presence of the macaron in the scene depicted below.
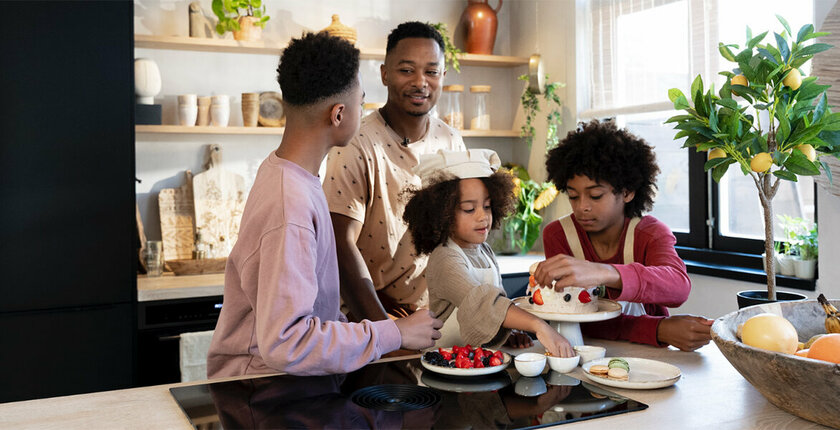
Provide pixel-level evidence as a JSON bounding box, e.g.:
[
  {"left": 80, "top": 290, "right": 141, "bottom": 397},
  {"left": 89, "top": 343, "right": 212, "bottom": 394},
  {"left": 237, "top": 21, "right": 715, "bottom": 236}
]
[
  {"left": 589, "top": 364, "right": 609, "bottom": 376},
  {"left": 607, "top": 367, "right": 629, "bottom": 381},
  {"left": 608, "top": 358, "right": 630, "bottom": 372}
]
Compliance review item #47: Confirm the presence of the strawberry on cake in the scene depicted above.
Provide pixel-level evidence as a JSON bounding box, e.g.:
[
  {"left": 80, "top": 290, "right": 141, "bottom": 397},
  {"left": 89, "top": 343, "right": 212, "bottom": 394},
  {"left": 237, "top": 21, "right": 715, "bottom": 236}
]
[{"left": 526, "top": 262, "right": 600, "bottom": 314}]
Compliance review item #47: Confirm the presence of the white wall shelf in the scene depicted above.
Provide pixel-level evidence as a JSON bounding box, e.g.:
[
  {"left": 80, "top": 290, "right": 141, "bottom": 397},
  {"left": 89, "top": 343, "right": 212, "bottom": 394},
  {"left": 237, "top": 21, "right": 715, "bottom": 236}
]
[
  {"left": 134, "top": 34, "right": 530, "bottom": 67},
  {"left": 136, "top": 124, "right": 522, "bottom": 138}
]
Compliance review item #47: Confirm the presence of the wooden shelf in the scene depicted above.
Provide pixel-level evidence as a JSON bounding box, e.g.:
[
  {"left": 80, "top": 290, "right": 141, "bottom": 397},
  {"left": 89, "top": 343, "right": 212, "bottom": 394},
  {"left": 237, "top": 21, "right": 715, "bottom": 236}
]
[
  {"left": 136, "top": 125, "right": 521, "bottom": 138},
  {"left": 135, "top": 34, "right": 529, "bottom": 67},
  {"left": 136, "top": 125, "right": 284, "bottom": 135}
]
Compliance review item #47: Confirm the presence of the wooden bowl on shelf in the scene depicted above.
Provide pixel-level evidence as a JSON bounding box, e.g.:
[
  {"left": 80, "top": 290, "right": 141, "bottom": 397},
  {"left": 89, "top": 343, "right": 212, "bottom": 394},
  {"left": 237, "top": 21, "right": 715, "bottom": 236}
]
[
  {"left": 711, "top": 299, "right": 840, "bottom": 428},
  {"left": 165, "top": 258, "right": 227, "bottom": 276}
]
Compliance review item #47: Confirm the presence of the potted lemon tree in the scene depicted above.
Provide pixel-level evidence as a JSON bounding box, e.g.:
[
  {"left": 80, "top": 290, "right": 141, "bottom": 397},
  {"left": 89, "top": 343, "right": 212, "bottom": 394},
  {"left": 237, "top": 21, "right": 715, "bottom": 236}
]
[{"left": 666, "top": 16, "right": 840, "bottom": 301}]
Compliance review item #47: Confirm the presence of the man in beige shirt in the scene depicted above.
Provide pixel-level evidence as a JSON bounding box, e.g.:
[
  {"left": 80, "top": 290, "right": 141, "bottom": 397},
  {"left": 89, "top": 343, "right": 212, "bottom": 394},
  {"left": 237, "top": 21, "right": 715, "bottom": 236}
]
[{"left": 323, "top": 22, "right": 465, "bottom": 322}]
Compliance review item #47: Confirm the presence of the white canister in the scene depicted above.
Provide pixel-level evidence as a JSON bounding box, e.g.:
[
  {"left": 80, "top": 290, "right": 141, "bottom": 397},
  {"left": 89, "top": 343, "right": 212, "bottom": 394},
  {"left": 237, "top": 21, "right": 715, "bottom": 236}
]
[
  {"left": 178, "top": 94, "right": 198, "bottom": 127},
  {"left": 210, "top": 95, "right": 230, "bottom": 127}
]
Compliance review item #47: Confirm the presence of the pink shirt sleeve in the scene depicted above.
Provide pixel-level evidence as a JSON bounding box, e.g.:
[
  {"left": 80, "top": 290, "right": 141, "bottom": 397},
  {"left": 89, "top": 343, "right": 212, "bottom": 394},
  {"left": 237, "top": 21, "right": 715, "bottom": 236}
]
[{"left": 254, "top": 227, "right": 401, "bottom": 375}]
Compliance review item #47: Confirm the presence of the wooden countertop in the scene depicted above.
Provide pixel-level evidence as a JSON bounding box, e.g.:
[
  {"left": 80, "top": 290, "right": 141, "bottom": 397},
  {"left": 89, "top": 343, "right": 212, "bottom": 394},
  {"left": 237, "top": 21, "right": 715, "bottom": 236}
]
[
  {"left": 0, "top": 340, "right": 827, "bottom": 429},
  {"left": 137, "top": 254, "right": 545, "bottom": 302}
]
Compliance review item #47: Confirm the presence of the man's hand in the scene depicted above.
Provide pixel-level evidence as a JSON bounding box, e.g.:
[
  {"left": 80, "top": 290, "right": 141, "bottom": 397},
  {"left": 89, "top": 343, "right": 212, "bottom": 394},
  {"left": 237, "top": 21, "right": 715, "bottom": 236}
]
[
  {"left": 534, "top": 254, "right": 622, "bottom": 290},
  {"left": 394, "top": 309, "right": 442, "bottom": 350},
  {"left": 657, "top": 315, "right": 714, "bottom": 351}
]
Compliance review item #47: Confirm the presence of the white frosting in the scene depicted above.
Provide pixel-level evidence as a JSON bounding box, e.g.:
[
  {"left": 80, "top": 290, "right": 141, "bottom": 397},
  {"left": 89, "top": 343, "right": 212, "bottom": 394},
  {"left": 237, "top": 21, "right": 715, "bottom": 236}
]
[{"left": 528, "top": 261, "right": 598, "bottom": 314}]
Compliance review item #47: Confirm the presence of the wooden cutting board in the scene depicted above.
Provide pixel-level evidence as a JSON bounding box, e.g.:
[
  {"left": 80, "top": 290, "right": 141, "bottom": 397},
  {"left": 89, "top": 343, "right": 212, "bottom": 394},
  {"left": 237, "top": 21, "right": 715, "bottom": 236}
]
[
  {"left": 192, "top": 144, "right": 246, "bottom": 257},
  {"left": 158, "top": 170, "right": 195, "bottom": 261}
]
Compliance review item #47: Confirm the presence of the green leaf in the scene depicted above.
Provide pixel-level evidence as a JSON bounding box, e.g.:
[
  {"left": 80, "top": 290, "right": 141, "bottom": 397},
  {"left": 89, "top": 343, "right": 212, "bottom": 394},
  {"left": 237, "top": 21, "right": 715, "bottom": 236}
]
[
  {"left": 773, "top": 170, "right": 799, "bottom": 181},
  {"left": 776, "top": 15, "right": 793, "bottom": 38},
  {"left": 796, "top": 24, "right": 814, "bottom": 44},
  {"left": 668, "top": 88, "right": 686, "bottom": 103},
  {"left": 774, "top": 32, "right": 790, "bottom": 63},
  {"left": 715, "top": 98, "right": 739, "bottom": 111},
  {"left": 709, "top": 107, "right": 719, "bottom": 131},
  {"left": 719, "top": 43, "right": 736, "bottom": 61},
  {"left": 719, "top": 80, "right": 732, "bottom": 99},
  {"left": 796, "top": 43, "right": 833, "bottom": 57},
  {"left": 821, "top": 112, "right": 840, "bottom": 131},
  {"left": 705, "top": 157, "right": 731, "bottom": 170},
  {"left": 665, "top": 114, "right": 695, "bottom": 124},
  {"left": 731, "top": 84, "right": 762, "bottom": 101},
  {"left": 674, "top": 95, "right": 691, "bottom": 110},
  {"left": 785, "top": 151, "right": 821, "bottom": 175},
  {"left": 690, "top": 75, "right": 703, "bottom": 101},
  {"left": 818, "top": 130, "right": 840, "bottom": 146},
  {"left": 789, "top": 56, "right": 811, "bottom": 69},
  {"left": 711, "top": 160, "right": 734, "bottom": 182},
  {"left": 684, "top": 133, "right": 708, "bottom": 148},
  {"left": 746, "top": 26, "right": 753, "bottom": 43},
  {"left": 814, "top": 93, "right": 828, "bottom": 123},
  {"left": 748, "top": 31, "right": 768, "bottom": 49},
  {"left": 820, "top": 160, "right": 833, "bottom": 184},
  {"left": 800, "top": 31, "right": 830, "bottom": 43},
  {"left": 795, "top": 82, "right": 829, "bottom": 102},
  {"left": 778, "top": 114, "right": 791, "bottom": 144},
  {"left": 788, "top": 124, "right": 824, "bottom": 147},
  {"left": 674, "top": 129, "right": 693, "bottom": 139},
  {"left": 756, "top": 47, "right": 779, "bottom": 65}
]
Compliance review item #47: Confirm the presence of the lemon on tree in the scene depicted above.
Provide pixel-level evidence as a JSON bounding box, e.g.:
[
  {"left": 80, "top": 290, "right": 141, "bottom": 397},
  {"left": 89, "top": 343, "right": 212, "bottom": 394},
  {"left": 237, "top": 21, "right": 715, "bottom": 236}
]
[
  {"left": 666, "top": 16, "right": 840, "bottom": 300},
  {"left": 741, "top": 313, "right": 799, "bottom": 354}
]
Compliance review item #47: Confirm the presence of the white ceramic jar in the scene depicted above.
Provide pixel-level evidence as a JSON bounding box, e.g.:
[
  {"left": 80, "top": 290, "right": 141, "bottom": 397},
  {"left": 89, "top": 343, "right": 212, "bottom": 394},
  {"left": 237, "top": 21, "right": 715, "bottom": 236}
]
[
  {"left": 178, "top": 94, "right": 198, "bottom": 127},
  {"left": 210, "top": 95, "right": 230, "bottom": 127},
  {"left": 134, "top": 58, "right": 161, "bottom": 105}
]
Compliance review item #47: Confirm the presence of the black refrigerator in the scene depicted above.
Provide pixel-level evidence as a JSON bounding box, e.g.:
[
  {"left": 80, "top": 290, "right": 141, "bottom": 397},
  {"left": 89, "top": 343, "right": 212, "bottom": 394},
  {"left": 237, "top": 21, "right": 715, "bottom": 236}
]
[{"left": 0, "top": 2, "right": 136, "bottom": 402}]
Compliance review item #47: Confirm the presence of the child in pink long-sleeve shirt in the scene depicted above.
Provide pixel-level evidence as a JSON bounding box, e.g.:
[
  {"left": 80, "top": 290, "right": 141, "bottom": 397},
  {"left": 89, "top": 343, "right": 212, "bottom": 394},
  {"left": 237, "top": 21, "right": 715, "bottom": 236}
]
[
  {"left": 533, "top": 120, "right": 713, "bottom": 351},
  {"left": 206, "top": 33, "right": 442, "bottom": 379}
]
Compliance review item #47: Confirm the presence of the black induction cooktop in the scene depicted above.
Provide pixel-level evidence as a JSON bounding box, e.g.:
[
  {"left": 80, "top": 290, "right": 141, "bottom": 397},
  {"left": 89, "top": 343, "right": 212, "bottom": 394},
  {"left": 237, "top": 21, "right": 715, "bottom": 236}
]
[{"left": 170, "top": 358, "right": 647, "bottom": 429}]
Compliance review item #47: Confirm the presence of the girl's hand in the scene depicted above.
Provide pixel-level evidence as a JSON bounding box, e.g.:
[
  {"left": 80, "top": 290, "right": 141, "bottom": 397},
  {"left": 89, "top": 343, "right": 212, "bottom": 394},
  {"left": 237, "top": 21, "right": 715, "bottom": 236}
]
[
  {"left": 535, "top": 326, "right": 574, "bottom": 358},
  {"left": 534, "top": 254, "right": 621, "bottom": 290},
  {"left": 504, "top": 330, "right": 534, "bottom": 349}
]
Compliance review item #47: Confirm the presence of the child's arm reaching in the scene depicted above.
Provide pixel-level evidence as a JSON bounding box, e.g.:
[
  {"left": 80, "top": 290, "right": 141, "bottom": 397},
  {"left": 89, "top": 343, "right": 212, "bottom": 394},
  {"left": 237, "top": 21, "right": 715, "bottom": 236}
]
[{"left": 502, "top": 304, "right": 574, "bottom": 357}]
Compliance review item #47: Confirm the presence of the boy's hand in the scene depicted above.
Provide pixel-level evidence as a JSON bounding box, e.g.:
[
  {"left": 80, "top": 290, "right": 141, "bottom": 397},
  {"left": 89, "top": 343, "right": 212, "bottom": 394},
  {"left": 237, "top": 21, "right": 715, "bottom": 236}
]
[
  {"left": 534, "top": 254, "right": 621, "bottom": 290},
  {"left": 535, "top": 326, "right": 574, "bottom": 358},
  {"left": 394, "top": 309, "right": 442, "bottom": 350},
  {"left": 657, "top": 315, "right": 713, "bottom": 351}
]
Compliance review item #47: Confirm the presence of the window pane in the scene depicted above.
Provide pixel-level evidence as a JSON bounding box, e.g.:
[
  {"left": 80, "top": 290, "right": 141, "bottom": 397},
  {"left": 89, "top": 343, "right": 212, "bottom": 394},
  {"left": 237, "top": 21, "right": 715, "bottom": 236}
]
[
  {"left": 718, "top": 174, "right": 815, "bottom": 241},
  {"left": 618, "top": 112, "right": 690, "bottom": 232}
]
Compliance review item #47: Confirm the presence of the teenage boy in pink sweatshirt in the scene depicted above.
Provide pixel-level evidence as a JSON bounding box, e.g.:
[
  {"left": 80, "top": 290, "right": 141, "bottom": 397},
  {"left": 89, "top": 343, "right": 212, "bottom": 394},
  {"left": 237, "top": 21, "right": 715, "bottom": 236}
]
[{"left": 207, "top": 33, "right": 442, "bottom": 378}]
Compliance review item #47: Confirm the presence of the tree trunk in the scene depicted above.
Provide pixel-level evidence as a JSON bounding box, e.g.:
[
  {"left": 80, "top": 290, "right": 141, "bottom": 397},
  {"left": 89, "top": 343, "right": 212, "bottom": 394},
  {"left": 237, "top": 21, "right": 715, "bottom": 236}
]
[{"left": 760, "top": 187, "right": 776, "bottom": 301}]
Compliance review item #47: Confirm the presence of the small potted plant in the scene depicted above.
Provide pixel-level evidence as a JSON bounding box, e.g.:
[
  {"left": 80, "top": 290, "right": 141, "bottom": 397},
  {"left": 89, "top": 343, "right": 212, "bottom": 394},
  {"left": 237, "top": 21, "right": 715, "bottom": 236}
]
[
  {"left": 792, "top": 222, "right": 818, "bottom": 279},
  {"left": 776, "top": 215, "right": 804, "bottom": 276},
  {"left": 492, "top": 164, "right": 558, "bottom": 255},
  {"left": 212, "top": 0, "right": 269, "bottom": 42}
]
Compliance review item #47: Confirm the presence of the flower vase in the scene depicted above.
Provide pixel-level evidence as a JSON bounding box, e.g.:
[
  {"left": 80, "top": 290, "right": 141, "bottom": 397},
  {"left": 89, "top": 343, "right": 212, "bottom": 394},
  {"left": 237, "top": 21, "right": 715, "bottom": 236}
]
[{"left": 460, "top": 0, "right": 502, "bottom": 55}]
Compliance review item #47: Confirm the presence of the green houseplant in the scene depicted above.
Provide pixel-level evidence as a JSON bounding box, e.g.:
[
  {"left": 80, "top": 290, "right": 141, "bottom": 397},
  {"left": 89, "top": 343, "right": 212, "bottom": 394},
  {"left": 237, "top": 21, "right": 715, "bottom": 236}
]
[
  {"left": 667, "top": 16, "right": 840, "bottom": 300},
  {"left": 429, "top": 22, "right": 462, "bottom": 73},
  {"left": 494, "top": 164, "right": 558, "bottom": 254},
  {"left": 518, "top": 74, "right": 564, "bottom": 151},
  {"left": 212, "top": 0, "right": 269, "bottom": 41}
]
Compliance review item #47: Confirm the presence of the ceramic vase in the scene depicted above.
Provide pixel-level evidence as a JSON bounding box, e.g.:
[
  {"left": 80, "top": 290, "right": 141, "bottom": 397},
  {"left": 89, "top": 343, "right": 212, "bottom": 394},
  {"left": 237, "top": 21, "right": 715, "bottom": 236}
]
[
  {"left": 233, "top": 16, "right": 262, "bottom": 41},
  {"left": 777, "top": 254, "right": 796, "bottom": 276},
  {"left": 178, "top": 94, "right": 198, "bottom": 127},
  {"left": 134, "top": 58, "right": 161, "bottom": 104},
  {"left": 241, "top": 92, "right": 259, "bottom": 127},
  {"left": 460, "top": 0, "right": 502, "bottom": 55},
  {"left": 793, "top": 258, "right": 816, "bottom": 279},
  {"left": 196, "top": 96, "right": 211, "bottom": 126},
  {"left": 210, "top": 95, "right": 230, "bottom": 127}
]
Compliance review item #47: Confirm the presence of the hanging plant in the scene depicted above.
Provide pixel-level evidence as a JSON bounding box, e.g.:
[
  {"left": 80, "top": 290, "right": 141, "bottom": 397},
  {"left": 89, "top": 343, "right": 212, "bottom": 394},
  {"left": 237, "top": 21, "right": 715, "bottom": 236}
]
[
  {"left": 518, "top": 74, "right": 564, "bottom": 151},
  {"left": 429, "top": 22, "right": 462, "bottom": 73}
]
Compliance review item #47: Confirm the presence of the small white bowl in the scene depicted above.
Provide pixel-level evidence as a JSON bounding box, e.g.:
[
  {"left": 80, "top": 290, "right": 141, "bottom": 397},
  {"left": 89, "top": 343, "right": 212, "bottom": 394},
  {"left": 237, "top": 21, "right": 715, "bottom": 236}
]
[
  {"left": 573, "top": 345, "right": 606, "bottom": 365},
  {"left": 514, "top": 352, "right": 546, "bottom": 377},
  {"left": 546, "top": 353, "right": 580, "bottom": 373},
  {"left": 514, "top": 376, "right": 547, "bottom": 397}
]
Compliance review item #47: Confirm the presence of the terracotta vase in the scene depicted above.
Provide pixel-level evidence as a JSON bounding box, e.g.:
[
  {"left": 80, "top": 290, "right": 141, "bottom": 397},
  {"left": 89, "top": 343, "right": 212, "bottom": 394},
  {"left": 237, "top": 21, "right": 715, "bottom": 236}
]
[
  {"left": 460, "top": 0, "right": 502, "bottom": 55},
  {"left": 233, "top": 16, "right": 261, "bottom": 42}
]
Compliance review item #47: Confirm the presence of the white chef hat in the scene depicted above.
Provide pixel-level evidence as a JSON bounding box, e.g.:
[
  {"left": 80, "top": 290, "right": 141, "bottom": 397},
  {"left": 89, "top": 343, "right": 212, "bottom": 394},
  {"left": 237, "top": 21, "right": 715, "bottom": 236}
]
[{"left": 414, "top": 149, "right": 501, "bottom": 184}]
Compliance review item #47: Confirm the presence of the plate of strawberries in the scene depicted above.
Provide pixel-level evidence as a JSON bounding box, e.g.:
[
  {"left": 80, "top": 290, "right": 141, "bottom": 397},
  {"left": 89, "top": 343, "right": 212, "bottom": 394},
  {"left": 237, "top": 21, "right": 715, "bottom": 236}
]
[{"left": 421, "top": 344, "right": 512, "bottom": 376}]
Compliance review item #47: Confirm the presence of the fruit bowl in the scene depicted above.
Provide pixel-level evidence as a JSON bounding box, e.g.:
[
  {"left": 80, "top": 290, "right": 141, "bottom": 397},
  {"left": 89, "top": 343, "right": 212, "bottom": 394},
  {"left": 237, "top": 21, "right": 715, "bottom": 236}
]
[{"left": 711, "top": 298, "right": 840, "bottom": 428}]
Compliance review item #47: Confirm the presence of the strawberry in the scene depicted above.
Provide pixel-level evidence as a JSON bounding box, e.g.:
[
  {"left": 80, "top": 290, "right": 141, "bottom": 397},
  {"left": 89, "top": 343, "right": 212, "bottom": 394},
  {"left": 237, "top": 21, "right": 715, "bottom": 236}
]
[
  {"left": 465, "top": 344, "right": 473, "bottom": 352},
  {"left": 438, "top": 348, "right": 452, "bottom": 361},
  {"left": 578, "top": 290, "right": 591, "bottom": 303},
  {"left": 489, "top": 356, "right": 502, "bottom": 366},
  {"left": 493, "top": 350, "right": 503, "bottom": 360},
  {"left": 529, "top": 275, "right": 537, "bottom": 287},
  {"left": 473, "top": 356, "right": 485, "bottom": 368},
  {"left": 474, "top": 347, "right": 485, "bottom": 359},
  {"left": 455, "top": 355, "right": 470, "bottom": 369},
  {"left": 533, "top": 288, "right": 544, "bottom": 305}
]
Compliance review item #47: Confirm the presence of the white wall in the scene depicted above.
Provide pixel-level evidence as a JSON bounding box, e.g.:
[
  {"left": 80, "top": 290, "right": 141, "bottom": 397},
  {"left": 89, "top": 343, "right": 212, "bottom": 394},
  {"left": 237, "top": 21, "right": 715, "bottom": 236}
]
[{"left": 135, "top": 0, "right": 531, "bottom": 240}]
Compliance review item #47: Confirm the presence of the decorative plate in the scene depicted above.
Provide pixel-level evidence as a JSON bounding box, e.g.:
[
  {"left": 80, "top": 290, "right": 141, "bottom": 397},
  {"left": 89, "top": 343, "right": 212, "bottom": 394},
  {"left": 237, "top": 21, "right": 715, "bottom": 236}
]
[
  {"left": 258, "top": 91, "right": 284, "bottom": 127},
  {"left": 420, "top": 349, "right": 511, "bottom": 376},
  {"left": 581, "top": 357, "right": 681, "bottom": 389}
]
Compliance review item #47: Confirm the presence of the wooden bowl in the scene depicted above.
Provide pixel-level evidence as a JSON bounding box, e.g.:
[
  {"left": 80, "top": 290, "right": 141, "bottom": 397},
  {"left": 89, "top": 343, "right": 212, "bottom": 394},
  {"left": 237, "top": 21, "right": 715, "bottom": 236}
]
[
  {"left": 165, "top": 258, "right": 227, "bottom": 275},
  {"left": 711, "top": 299, "right": 840, "bottom": 428}
]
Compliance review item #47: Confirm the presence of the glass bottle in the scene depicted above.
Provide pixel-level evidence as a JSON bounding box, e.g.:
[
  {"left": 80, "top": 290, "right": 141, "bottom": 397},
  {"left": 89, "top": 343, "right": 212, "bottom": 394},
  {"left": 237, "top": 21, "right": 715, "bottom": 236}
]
[
  {"left": 441, "top": 84, "right": 464, "bottom": 130},
  {"left": 470, "top": 85, "right": 491, "bottom": 130}
]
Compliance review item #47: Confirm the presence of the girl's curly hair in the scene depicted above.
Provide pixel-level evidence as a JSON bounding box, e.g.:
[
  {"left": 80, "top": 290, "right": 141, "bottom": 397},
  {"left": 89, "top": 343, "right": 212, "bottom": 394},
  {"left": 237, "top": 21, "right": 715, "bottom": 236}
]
[
  {"left": 402, "top": 170, "right": 516, "bottom": 255},
  {"left": 545, "top": 120, "right": 660, "bottom": 218}
]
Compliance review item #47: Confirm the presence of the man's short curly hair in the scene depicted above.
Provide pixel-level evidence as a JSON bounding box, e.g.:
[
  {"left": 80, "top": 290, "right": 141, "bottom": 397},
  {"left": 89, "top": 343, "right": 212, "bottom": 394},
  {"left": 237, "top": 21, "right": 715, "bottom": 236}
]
[
  {"left": 277, "top": 32, "right": 359, "bottom": 106},
  {"left": 386, "top": 22, "right": 445, "bottom": 54},
  {"left": 402, "top": 171, "right": 515, "bottom": 255},
  {"left": 545, "top": 120, "right": 660, "bottom": 218}
]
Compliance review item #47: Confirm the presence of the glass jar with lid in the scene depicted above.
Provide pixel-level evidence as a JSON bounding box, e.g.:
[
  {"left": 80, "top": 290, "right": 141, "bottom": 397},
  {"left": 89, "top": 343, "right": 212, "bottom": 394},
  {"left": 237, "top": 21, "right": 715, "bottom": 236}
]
[
  {"left": 440, "top": 84, "right": 464, "bottom": 130},
  {"left": 469, "top": 85, "right": 491, "bottom": 130}
]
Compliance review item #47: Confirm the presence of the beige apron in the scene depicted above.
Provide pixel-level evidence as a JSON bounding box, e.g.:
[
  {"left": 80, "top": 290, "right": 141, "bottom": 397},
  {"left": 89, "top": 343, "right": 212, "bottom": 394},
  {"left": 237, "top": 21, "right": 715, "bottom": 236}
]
[
  {"left": 558, "top": 215, "right": 646, "bottom": 317},
  {"left": 435, "top": 239, "right": 501, "bottom": 348}
]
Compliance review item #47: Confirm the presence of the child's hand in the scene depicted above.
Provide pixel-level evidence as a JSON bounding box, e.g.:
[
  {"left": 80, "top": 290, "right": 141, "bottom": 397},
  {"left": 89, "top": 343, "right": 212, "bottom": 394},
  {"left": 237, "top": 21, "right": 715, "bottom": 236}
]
[
  {"left": 536, "top": 326, "right": 574, "bottom": 358},
  {"left": 504, "top": 330, "right": 533, "bottom": 349}
]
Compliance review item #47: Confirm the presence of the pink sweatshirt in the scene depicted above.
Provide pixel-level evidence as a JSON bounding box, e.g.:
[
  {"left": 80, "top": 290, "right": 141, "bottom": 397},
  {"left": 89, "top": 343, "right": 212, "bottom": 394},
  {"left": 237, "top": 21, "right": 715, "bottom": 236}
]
[
  {"left": 206, "top": 152, "right": 401, "bottom": 378},
  {"left": 542, "top": 215, "right": 690, "bottom": 346}
]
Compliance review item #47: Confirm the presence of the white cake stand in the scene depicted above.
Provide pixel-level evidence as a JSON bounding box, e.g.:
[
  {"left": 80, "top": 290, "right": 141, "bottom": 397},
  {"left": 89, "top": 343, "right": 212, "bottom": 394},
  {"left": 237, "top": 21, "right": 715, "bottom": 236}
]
[{"left": 512, "top": 297, "right": 622, "bottom": 346}]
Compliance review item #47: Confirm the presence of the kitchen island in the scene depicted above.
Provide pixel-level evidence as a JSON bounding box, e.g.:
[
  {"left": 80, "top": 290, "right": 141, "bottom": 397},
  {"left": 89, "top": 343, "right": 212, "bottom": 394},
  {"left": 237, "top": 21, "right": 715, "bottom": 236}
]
[{"left": 0, "top": 338, "right": 827, "bottom": 429}]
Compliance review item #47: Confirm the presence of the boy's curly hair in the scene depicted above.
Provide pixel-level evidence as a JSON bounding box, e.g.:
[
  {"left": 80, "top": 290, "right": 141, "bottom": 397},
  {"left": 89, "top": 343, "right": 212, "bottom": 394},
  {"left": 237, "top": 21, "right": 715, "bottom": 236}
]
[
  {"left": 402, "top": 171, "right": 516, "bottom": 255},
  {"left": 545, "top": 120, "right": 660, "bottom": 218},
  {"left": 277, "top": 32, "right": 359, "bottom": 106}
]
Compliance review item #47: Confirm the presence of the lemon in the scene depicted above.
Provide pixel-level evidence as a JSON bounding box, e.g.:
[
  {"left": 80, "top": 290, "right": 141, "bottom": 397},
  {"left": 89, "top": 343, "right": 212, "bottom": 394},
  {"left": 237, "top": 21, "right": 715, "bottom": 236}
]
[
  {"left": 708, "top": 148, "right": 726, "bottom": 160},
  {"left": 741, "top": 313, "right": 799, "bottom": 354},
  {"left": 783, "top": 68, "right": 802, "bottom": 90},
  {"left": 750, "top": 152, "right": 773, "bottom": 172},
  {"left": 731, "top": 74, "right": 748, "bottom": 88},
  {"left": 796, "top": 144, "right": 816, "bottom": 162}
]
